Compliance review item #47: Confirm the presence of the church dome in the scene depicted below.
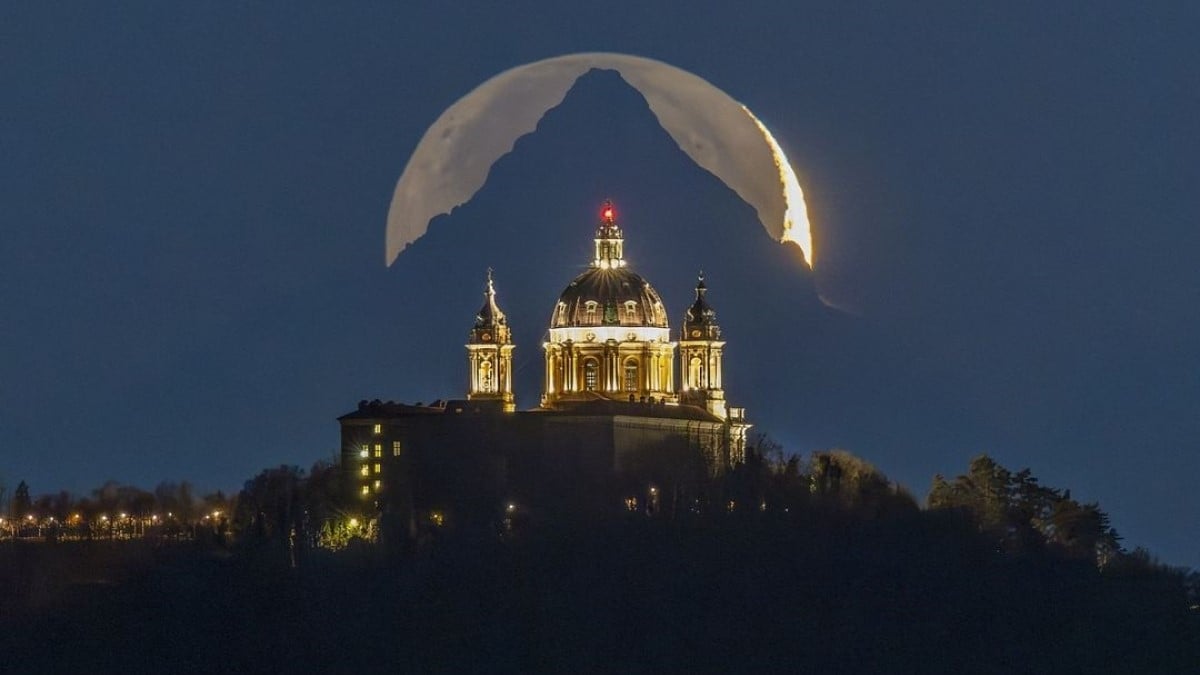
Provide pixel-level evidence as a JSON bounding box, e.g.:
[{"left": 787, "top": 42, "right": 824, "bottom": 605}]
[
  {"left": 551, "top": 267, "right": 669, "bottom": 329},
  {"left": 549, "top": 201, "right": 669, "bottom": 331}
]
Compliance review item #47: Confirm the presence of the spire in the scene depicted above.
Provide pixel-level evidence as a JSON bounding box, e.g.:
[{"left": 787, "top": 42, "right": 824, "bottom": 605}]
[
  {"left": 466, "top": 268, "right": 515, "bottom": 411},
  {"left": 684, "top": 270, "right": 720, "bottom": 338},
  {"left": 592, "top": 199, "right": 625, "bottom": 269},
  {"left": 472, "top": 268, "right": 508, "bottom": 338}
]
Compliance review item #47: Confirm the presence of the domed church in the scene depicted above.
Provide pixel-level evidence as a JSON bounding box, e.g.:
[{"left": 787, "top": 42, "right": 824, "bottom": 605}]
[
  {"left": 467, "top": 201, "right": 738, "bottom": 419},
  {"left": 339, "top": 202, "right": 750, "bottom": 524}
]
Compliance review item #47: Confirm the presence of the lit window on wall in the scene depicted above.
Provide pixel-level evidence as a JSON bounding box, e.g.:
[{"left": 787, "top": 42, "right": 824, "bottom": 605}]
[
  {"left": 373, "top": 444, "right": 382, "bottom": 458},
  {"left": 624, "top": 360, "right": 638, "bottom": 392},
  {"left": 360, "top": 445, "right": 369, "bottom": 458},
  {"left": 624, "top": 301, "right": 637, "bottom": 321},
  {"left": 392, "top": 441, "right": 401, "bottom": 456},
  {"left": 373, "top": 463, "right": 381, "bottom": 474},
  {"left": 360, "top": 485, "right": 370, "bottom": 496},
  {"left": 373, "top": 423, "right": 381, "bottom": 435},
  {"left": 360, "top": 465, "right": 369, "bottom": 477},
  {"left": 585, "top": 301, "right": 598, "bottom": 323},
  {"left": 584, "top": 360, "right": 599, "bottom": 391},
  {"left": 373, "top": 480, "right": 382, "bottom": 492}
]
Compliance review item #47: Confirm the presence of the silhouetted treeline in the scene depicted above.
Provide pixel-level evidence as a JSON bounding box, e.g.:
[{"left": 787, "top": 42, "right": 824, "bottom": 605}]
[
  {"left": 0, "top": 477, "right": 233, "bottom": 539},
  {"left": 3, "top": 448, "right": 1197, "bottom": 673}
]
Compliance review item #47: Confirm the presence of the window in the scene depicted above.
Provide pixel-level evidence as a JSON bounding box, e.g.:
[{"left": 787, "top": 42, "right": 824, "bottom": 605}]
[
  {"left": 584, "top": 359, "right": 599, "bottom": 391},
  {"left": 373, "top": 480, "right": 382, "bottom": 492},
  {"left": 372, "top": 423, "right": 381, "bottom": 435},
  {"left": 624, "top": 301, "right": 638, "bottom": 322},
  {"left": 479, "top": 360, "right": 493, "bottom": 393},
  {"left": 624, "top": 359, "right": 639, "bottom": 392},
  {"left": 584, "top": 301, "right": 598, "bottom": 323},
  {"left": 556, "top": 302, "right": 567, "bottom": 325},
  {"left": 373, "top": 463, "right": 381, "bottom": 474},
  {"left": 392, "top": 441, "right": 401, "bottom": 457},
  {"left": 373, "top": 444, "right": 382, "bottom": 458},
  {"left": 360, "top": 445, "right": 369, "bottom": 459},
  {"left": 689, "top": 356, "right": 703, "bottom": 389},
  {"left": 361, "top": 485, "right": 370, "bottom": 496},
  {"left": 360, "top": 465, "right": 369, "bottom": 477}
]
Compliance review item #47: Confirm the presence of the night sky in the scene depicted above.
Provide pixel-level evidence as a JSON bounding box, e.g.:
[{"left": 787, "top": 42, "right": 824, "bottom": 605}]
[{"left": 2, "top": 4, "right": 1197, "bottom": 566}]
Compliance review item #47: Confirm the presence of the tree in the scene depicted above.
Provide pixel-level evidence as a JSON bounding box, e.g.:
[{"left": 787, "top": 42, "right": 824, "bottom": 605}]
[
  {"left": 808, "top": 450, "right": 915, "bottom": 517},
  {"left": 928, "top": 455, "right": 1123, "bottom": 564},
  {"left": 12, "top": 481, "right": 31, "bottom": 519}
]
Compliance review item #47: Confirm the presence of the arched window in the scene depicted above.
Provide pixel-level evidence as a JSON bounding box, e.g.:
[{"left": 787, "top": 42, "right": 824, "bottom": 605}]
[
  {"left": 623, "top": 359, "right": 639, "bottom": 392},
  {"left": 479, "top": 360, "right": 494, "bottom": 393},
  {"left": 623, "top": 301, "right": 638, "bottom": 322},
  {"left": 584, "top": 301, "right": 599, "bottom": 323},
  {"left": 689, "top": 356, "right": 703, "bottom": 389},
  {"left": 584, "top": 359, "right": 599, "bottom": 391},
  {"left": 556, "top": 301, "right": 567, "bottom": 325}
]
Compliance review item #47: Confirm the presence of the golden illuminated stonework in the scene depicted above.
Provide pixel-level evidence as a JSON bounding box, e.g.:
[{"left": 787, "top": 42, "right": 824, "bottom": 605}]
[
  {"left": 466, "top": 269, "right": 515, "bottom": 412},
  {"left": 541, "top": 202, "right": 678, "bottom": 408}
]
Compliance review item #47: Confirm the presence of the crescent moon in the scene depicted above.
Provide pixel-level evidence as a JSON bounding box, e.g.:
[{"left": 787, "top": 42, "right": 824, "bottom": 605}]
[{"left": 386, "top": 52, "right": 813, "bottom": 267}]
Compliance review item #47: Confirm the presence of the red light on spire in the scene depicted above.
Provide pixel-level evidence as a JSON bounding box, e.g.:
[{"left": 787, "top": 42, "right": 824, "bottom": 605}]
[{"left": 601, "top": 199, "right": 615, "bottom": 222}]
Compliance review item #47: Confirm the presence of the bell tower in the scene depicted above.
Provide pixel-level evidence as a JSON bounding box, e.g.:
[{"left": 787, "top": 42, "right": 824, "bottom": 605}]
[
  {"left": 678, "top": 272, "right": 727, "bottom": 419},
  {"left": 466, "top": 269, "right": 515, "bottom": 412}
]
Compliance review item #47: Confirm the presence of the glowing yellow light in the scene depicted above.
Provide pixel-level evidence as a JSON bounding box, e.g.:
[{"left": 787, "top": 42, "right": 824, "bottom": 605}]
[
  {"left": 119, "top": 512, "right": 127, "bottom": 519},
  {"left": 373, "top": 423, "right": 381, "bottom": 434},
  {"left": 506, "top": 502, "right": 516, "bottom": 514},
  {"left": 349, "top": 518, "right": 359, "bottom": 527},
  {"left": 361, "top": 485, "right": 370, "bottom": 496},
  {"left": 212, "top": 511, "right": 221, "bottom": 519},
  {"left": 430, "top": 511, "right": 445, "bottom": 527},
  {"left": 649, "top": 486, "right": 658, "bottom": 495},
  {"left": 27, "top": 514, "right": 35, "bottom": 521},
  {"left": 100, "top": 515, "right": 109, "bottom": 522},
  {"left": 742, "top": 106, "right": 813, "bottom": 267}
]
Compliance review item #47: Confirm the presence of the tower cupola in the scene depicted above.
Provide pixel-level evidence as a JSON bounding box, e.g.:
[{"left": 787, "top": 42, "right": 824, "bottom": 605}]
[
  {"left": 592, "top": 200, "right": 626, "bottom": 269},
  {"left": 683, "top": 272, "right": 721, "bottom": 341},
  {"left": 466, "top": 269, "right": 515, "bottom": 412},
  {"left": 679, "top": 271, "right": 728, "bottom": 419}
]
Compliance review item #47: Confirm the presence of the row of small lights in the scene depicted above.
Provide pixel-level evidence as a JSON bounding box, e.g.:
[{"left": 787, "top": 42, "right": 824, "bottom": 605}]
[{"left": 0, "top": 511, "right": 223, "bottom": 526}]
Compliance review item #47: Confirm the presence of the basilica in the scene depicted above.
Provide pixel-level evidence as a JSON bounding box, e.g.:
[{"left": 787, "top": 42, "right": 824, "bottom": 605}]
[{"left": 339, "top": 202, "right": 750, "bottom": 524}]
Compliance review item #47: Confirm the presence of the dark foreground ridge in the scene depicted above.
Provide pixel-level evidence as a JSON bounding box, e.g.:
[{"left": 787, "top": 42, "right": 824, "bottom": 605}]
[{"left": 2, "top": 453, "right": 1197, "bottom": 674}]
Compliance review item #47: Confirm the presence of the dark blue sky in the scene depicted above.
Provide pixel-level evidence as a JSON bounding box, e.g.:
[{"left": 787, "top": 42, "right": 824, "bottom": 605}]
[{"left": 2, "top": 3, "right": 1197, "bottom": 566}]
